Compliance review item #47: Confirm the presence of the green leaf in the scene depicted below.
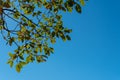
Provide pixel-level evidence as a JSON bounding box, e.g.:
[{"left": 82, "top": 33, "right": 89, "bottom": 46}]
[
  {"left": 8, "top": 37, "right": 15, "bottom": 46},
  {"left": 80, "top": 0, "right": 85, "bottom": 6},
  {"left": 52, "top": 31, "right": 55, "bottom": 37},
  {"left": 34, "top": 47, "right": 39, "bottom": 53},
  {"left": 11, "top": 54, "right": 17, "bottom": 60},
  {"left": 16, "top": 64, "right": 22, "bottom": 73},
  {"left": 8, "top": 52, "right": 13, "bottom": 57},
  {"left": 61, "top": 6, "right": 66, "bottom": 12},
  {"left": 75, "top": 4, "right": 81, "bottom": 13},
  {"left": 49, "top": 47, "right": 54, "bottom": 53},
  {"left": 36, "top": 56, "right": 42, "bottom": 63},
  {"left": 19, "top": 61, "right": 27, "bottom": 66},
  {"left": 19, "top": 55, "right": 24, "bottom": 60},
  {"left": 0, "top": 25, "right": 3, "bottom": 30},
  {"left": 56, "top": 15, "right": 62, "bottom": 20},
  {"left": 67, "top": 7, "right": 73, "bottom": 12},
  {"left": 66, "top": 35, "right": 71, "bottom": 40},
  {"left": 13, "top": 11, "right": 20, "bottom": 19},
  {"left": 51, "top": 38, "right": 56, "bottom": 44},
  {"left": 38, "top": 44, "right": 42, "bottom": 52},
  {"left": 64, "top": 29, "right": 72, "bottom": 33},
  {"left": 7, "top": 60, "right": 13, "bottom": 68},
  {"left": 61, "top": 35, "right": 66, "bottom": 42},
  {"left": 41, "top": 55, "right": 48, "bottom": 59},
  {"left": 26, "top": 55, "right": 34, "bottom": 63}
]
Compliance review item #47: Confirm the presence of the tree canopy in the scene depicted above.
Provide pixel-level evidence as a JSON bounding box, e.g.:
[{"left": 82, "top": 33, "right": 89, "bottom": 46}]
[{"left": 0, "top": 0, "right": 86, "bottom": 72}]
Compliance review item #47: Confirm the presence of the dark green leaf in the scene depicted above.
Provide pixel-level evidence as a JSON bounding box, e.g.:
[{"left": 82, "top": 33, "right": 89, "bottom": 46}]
[{"left": 75, "top": 4, "right": 81, "bottom": 13}]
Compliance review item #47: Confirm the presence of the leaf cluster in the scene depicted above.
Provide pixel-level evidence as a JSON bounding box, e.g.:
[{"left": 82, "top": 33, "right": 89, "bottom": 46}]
[{"left": 0, "top": 0, "right": 87, "bottom": 72}]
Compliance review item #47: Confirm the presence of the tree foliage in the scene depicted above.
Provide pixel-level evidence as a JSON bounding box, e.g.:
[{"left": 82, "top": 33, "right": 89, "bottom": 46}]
[{"left": 0, "top": 0, "right": 86, "bottom": 72}]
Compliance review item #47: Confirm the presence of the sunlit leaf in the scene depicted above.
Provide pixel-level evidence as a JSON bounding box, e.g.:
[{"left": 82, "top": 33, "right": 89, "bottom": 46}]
[{"left": 16, "top": 64, "right": 22, "bottom": 73}]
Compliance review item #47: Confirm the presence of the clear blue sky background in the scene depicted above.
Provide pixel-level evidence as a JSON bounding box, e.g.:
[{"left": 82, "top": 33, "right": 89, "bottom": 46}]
[{"left": 0, "top": 0, "right": 120, "bottom": 80}]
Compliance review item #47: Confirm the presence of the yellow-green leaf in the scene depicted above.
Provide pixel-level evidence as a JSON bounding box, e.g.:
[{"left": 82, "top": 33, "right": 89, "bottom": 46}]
[
  {"left": 80, "top": 0, "right": 85, "bottom": 6},
  {"left": 16, "top": 64, "right": 22, "bottom": 73}
]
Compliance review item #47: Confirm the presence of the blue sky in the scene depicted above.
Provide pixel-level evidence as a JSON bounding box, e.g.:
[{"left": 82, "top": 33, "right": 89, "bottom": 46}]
[{"left": 0, "top": 0, "right": 120, "bottom": 80}]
